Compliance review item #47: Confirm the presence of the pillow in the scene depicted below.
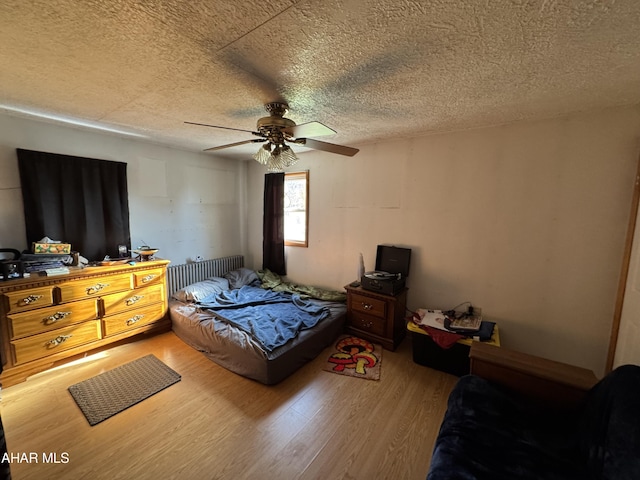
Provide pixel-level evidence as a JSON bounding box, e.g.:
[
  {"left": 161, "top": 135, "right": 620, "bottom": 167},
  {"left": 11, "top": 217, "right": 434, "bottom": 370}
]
[
  {"left": 172, "top": 277, "right": 230, "bottom": 302},
  {"left": 224, "top": 268, "right": 259, "bottom": 289}
]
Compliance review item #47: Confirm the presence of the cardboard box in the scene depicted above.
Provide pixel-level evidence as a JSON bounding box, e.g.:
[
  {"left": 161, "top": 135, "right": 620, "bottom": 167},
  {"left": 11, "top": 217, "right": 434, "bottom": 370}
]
[{"left": 32, "top": 242, "right": 71, "bottom": 254}]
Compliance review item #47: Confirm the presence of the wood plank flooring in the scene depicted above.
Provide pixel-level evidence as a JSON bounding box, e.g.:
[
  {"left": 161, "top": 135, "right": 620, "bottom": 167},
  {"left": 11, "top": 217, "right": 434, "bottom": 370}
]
[{"left": 1, "top": 331, "right": 458, "bottom": 480}]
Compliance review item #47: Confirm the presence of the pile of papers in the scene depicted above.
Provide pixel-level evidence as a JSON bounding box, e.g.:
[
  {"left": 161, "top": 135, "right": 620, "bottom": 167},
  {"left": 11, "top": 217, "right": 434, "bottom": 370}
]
[
  {"left": 414, "top": 309, "right": 449, "bottom": 332},
  {"left": 414, "top": 308, "right": 482, "bottom": 333}
]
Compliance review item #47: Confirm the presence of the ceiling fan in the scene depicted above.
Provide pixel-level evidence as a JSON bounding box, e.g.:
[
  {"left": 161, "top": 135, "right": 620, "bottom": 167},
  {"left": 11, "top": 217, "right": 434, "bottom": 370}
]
[{"left": 185, "top": 102, "right": 359, "bottom": 171}]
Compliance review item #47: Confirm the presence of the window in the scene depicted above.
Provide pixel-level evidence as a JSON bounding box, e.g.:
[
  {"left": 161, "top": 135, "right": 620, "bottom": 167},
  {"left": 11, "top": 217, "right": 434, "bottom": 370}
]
[{"left": 284, "top": 171, "right": 309, "bottom": 247}]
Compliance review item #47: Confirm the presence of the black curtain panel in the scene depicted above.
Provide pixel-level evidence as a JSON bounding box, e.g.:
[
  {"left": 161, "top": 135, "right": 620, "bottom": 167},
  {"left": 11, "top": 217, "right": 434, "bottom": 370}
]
[
  {"left": 263, "top": 172, "right": 286, "bottom": 275},
  {"left": 17, "top": 149, "right": 131, "bottom": 262}
]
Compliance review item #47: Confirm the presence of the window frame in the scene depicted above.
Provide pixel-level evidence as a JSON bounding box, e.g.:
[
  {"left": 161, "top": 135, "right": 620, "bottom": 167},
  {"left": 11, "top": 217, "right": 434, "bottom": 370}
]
[{"left": 284, "top": 170, "right": 309, "bottom": 248}]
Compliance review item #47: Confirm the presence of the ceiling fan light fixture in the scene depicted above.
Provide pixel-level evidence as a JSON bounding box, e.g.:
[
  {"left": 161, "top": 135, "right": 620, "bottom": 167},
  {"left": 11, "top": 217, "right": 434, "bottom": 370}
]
[
  {"left": 279, "top": 145, "right": 298, "bottom": 164},
  {"left": 253, "top": 142, "right": 272, "bottom": 164},
  {"left": 263, "top": 143, "right": 299, "bottom": 172}
]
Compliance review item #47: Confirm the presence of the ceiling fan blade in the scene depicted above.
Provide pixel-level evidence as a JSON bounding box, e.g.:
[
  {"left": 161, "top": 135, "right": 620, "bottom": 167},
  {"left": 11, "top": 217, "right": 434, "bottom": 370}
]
[
  {"left": 296, "top": 138, "right": 359, "bottom": 157},
  {"left": 204, "top": 139, "right": 266, "bottom": 152},
  {"left": 185, "top": 121, "right": 261, "bottom": 136},
  {"left": 284, "top": 121, "right": 336, "bottom": 138}
]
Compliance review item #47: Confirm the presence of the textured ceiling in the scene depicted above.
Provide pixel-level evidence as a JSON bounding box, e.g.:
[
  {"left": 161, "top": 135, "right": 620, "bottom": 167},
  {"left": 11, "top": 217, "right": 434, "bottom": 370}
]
[{"left": 1, "top": 0, "right": 639, "bottom": 159}]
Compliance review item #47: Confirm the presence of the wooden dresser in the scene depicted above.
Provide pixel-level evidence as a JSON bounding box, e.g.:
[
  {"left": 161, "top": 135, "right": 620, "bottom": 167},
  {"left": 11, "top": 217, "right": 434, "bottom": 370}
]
[
  {"left": 0, "top": 260, "right": 170, "bottom": 386},
  {"left": 344, "top": 284, "right": 407, "bottom": 350}
]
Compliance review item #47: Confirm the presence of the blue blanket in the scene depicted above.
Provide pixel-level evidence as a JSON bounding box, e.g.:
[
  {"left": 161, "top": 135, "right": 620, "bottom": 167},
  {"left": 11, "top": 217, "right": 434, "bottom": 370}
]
[{"left": 197, "top": 286, "right": 330, "bottom": 351}]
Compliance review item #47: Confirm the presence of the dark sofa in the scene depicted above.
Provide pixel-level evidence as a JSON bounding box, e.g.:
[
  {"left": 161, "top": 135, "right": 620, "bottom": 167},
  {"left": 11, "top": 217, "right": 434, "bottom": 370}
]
[{"left": 427, "top": 343, "right": 640, "bottom": 480}]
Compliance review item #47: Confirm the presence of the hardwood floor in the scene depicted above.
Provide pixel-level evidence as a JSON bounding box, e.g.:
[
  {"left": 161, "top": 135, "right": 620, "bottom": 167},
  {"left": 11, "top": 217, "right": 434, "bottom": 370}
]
[{"left": 1, "top": 331, "right": 458, "bottom": 480}]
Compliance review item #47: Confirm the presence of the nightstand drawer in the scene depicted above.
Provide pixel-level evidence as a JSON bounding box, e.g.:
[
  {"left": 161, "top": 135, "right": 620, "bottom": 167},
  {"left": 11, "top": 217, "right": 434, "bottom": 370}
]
[
  {"left": 8, "top": 298, "right": 98, "bottom": 339},
  {"left": 349, "top": 311, "right": 386, "bottom": 336},
  {"left": 101, "top": 284, "right": 165, "bottom": 316},
  {"left": 102, "top": 302, "right": 166, "bottom": 337},
  {"left": 350, "top": 293, "right": 387, "bottom": 319},
  {"left": 12, "top": 321, "right": 101, "bottom": 365},
  {"left": 58, "top": 274, "right": 133, "bottom": 302},
  {"left": 4, "top": 287, "right": 54, "bottom": 314}
]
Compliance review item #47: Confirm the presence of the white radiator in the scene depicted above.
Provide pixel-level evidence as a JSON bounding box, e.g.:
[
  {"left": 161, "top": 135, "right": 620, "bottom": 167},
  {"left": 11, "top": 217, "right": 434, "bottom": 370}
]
[{"left": 167, "top": 255, "right": 244, "bottom": 295}]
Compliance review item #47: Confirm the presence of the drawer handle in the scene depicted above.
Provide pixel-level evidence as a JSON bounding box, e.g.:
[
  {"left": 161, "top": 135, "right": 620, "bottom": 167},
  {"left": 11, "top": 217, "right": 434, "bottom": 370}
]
[
  {"left": 19, "top": 294, "right": 43, "bottom": 306},
  {"left": 359, "top": 319, "right": 373, "bottom": 328},
  {"left": 361, "top": 302, "right": 373, "bottom": 310},
  {"left": 126, "top": 314, "right": 144, "bottom": 326},
  {"left": 86, "top": 283, "right": 109, "bottom": 295},
  {"left": 141, "top": 274, "right": 156, "bottom": 283},
  {"left": 126, "top": 295, "right": 144, "bottom": 306},
  {"left": 43, "top": 311, "right": 71, "bottom": 325},
  {"left": 46, "top": 334, "right": 72, "bottom": 348}
]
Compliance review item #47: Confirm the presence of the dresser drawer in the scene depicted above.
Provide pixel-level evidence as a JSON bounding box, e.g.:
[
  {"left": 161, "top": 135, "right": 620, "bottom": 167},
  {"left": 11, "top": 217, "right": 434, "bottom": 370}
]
[
  {"left": 58, "top": 274, "right": 133, "bottom": 302},
  {"left": 133, "top": 268, "right": 164, "bottom": 288},
  {"left": 349, "top": 311, "right": 386, "bottom": 336},
  {"left": 351, "top": 293, "right": 387, "bottom": 319},
  {"left": 8, "top": 298, "right": 98, "bottom": 339},
  {"left": 11, "top": 320, "right": 101, "bottom": 365},
  {"left": 101, "top": 284, "right": 165, "bottom": 316},
  {"left": 4, "top": 287, "right": 55, "bottom": 314},
  {"left": 102, "top": 302, "right": 166, "bottom": 337}
]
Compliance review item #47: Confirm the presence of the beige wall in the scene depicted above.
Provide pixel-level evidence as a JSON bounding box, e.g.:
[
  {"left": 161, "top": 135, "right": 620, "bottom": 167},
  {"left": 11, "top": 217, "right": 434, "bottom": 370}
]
[
  {"left": 1, "top": 106, "right": 638, "bottom": 376},
  {"left": 247, "top": 106, "right": 640, "bottom": 376},
  {"left": 0, "top": 114, "right": 247, "bottom": 265}
]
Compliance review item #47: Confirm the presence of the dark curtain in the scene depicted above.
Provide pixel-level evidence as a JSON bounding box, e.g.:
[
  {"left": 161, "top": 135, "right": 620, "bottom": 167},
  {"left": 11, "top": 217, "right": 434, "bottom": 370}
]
[
  {"left": 263, "top": 172, "right": 286, "bottom": 275},
  {"left": 17, "top": 149, "right": 131, "bottom": 262}
]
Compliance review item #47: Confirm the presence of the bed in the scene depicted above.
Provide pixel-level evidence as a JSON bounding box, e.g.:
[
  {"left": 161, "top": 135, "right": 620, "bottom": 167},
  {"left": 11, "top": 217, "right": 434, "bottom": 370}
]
[{"left": 167, "top": 257, "right": 347, "bottom": 384}]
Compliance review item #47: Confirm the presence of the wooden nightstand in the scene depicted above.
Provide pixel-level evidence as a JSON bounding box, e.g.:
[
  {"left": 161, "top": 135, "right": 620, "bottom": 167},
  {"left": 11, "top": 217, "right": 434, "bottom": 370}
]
[{"left": 344, "top": 284, "right": 407, "bottom": 350}]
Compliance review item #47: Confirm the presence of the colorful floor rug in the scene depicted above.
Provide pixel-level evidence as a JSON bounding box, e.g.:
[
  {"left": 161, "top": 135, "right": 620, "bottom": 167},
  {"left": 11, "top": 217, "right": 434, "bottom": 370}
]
[
  {"left": 68, "top": 354, "right": 181, "bottom": 426},
  {"left": 322, "top": 335, "right": 382, "bottom": 380}
]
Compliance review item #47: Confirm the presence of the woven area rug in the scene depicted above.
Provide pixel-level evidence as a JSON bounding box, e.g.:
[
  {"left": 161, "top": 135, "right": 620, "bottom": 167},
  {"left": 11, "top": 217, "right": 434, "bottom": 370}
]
[
  {"left": 68, "top": 354, "right": 181, "bottom": 426},
  {"left": 322, "top": 335, "right": 382, "bottom": 380}
]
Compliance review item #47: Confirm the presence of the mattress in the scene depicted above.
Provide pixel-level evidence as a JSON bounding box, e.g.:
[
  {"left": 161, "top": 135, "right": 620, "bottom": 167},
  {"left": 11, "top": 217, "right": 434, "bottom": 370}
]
[{"left": 169, "top": 297, "right": 346, "bottom": 385}]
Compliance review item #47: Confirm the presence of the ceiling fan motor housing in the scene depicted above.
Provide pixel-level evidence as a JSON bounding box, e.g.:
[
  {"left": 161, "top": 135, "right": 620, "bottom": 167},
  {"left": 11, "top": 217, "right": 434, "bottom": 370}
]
[
  {"left": 264, "top": 102, "right": 288, "bottom": 116},
  {"left": 257, "top": 103, "right": 296, "bottom": 141}
]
